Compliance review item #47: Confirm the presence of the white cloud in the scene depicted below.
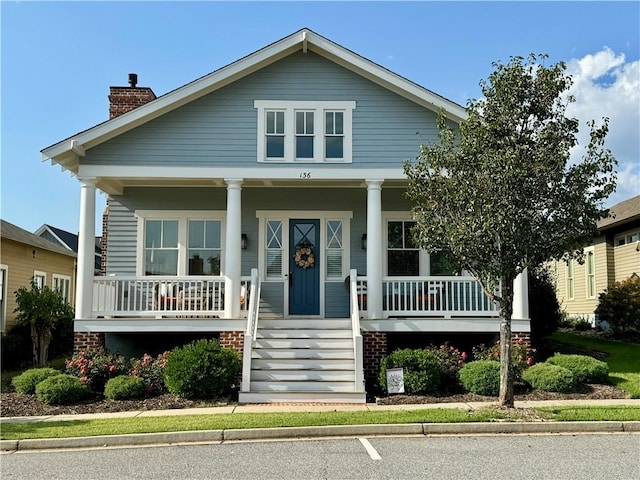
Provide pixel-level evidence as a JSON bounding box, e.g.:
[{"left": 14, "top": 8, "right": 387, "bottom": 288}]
[{"left": 565, "top": 48, "right": 640, "bottom": 206}]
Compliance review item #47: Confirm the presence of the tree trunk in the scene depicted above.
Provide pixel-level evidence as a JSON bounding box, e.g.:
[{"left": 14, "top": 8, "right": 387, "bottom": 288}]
[
  {"left": 31, "top": 324, "right": 52, "bottom": 368},
  {"left": 499, "top": 279, "right": 515, "bottom": 407}
]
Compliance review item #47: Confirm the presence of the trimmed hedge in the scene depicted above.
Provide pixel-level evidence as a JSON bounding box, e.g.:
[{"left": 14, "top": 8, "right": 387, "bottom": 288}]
[
  {"left": 35, "top": 374, "right": 91, "bottom": 405},
  {"left": 545, "top": 354, "right": 609, "bottom": 384},
  {"left": 458, "top": 360, "right": 500, "bottom": 396},
  {"left": 11, "top": 368, "right": 60, "bottom": 394},
  {"left": 163, "top": 339, "right": 241, "bottom": 399},
  {"left": 522, "top": 363, "right": 576, "bottom": 393},
  {"left": 104, "top": 375, "right": 147, "bottom": 400},
  {"left": 378, "top": 349, "right": 442, "bottom": 395}
]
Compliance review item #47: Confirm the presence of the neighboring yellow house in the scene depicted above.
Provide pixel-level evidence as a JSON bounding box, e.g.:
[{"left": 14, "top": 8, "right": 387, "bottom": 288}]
[
  {"left": 551, "top": 195, "right": 640, "bottom": 323},
  {"left": 0, "top": 219, "right": 77, "bottom": 333}
]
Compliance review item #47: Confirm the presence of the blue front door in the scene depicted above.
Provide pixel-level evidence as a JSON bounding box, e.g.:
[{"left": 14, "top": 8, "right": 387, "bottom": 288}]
[{"left": 289, "top": 219, "right": 320, "bottom": 316}]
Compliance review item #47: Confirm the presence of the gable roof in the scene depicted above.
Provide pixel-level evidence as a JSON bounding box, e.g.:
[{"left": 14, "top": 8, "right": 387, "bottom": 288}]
[
  {"left": 34, "top": 224, "right": 79, "bottom": 252},
  {"left": 41, "top": 28, "right": 467, "bottom": 175},
  {"left": 1, "top": 220, "right": 77, "bottom": 257},
  {"left": 597, "top": 194, "right": 640, "bottom": 230}
]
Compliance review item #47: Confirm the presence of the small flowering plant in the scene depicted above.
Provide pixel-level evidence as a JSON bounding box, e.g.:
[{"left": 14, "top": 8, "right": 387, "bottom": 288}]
[
  {"left": 472, "top": 338, "right": 535, "bottom": 382},
  {"left": 424, "top": 343, "right": 468, "bottom": 393},
  {"left": 130, "top": 351, "right": 170, "bottom": 394},
  {"left": 65, "top": 349, "right": 130, "bottom": 393}
]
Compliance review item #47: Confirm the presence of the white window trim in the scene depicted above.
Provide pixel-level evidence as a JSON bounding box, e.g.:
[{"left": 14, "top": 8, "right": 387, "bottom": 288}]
[
  {"left": 256, "top": 210, "right": 353, "bottom": 283},
  {"left": 255, "top": 100, "right": 356, "bottom": 163},
  {"left": 33, "top": 270, "right": 47, "bottom": 288},
  {"left": 584, "top": 246, "right": 596, "bottom": 300},
  {"left": 615, "top": 230, "right": 640, "bottom": 247},
  {"left": 135, "top": 210, "right": 227, "bottom": 276},
  {"left": 566, "top": 260, "right": 575, "bottom": 301},
  {"left": 0, "top": 264, "right": 7, "bottom": 333},
  {"left": 52, "top": 274, "right": 72, "bottom": 303}
]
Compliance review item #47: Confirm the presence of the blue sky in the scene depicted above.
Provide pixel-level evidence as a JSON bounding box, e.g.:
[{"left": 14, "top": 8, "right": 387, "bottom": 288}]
[{"left": 2, "top": 1, "right": 639, "bottom": 236}]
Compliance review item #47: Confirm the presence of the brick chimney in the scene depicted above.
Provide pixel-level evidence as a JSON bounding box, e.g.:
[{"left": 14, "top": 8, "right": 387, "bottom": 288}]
[{"left": 108, "top": 73, "right": 156, "bottom": 119}]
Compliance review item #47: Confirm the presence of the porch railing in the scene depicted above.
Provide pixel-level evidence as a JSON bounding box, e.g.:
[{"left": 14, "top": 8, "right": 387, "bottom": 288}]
[
  {"left": 356, "top": 276, "right": 498, "bottom": 318},
  {"left": 242, "top": 268, "right": 261, "bottom": 393},
  {"left": 91, "top": 275, "right": 251, "bottom": 318},
  {"left": 349, "top": 269, "right": 365, "bottom": 393}
]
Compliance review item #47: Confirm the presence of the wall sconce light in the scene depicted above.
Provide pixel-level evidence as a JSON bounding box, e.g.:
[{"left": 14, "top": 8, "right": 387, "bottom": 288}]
[
  {"left": 241, "top": 233, "right": 248, "bottom": 250},
  {"left": 361, "top": 234, "right": 367, "bottom": 250}
]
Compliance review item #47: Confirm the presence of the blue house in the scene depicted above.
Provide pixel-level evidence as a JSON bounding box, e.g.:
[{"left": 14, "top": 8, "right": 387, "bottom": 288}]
[{"left": 42, "top": 29, "right": 530, "bottom": 403}]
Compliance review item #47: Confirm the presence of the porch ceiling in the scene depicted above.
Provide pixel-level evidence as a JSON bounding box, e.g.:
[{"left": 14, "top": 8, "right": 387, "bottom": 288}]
[{"left": 95, "top": 177, "right": 409, "bottom": 194}]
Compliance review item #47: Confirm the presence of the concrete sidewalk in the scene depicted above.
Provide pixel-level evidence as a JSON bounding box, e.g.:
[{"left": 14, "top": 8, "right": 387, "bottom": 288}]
[{"left": 2, "top": 399, "right": 639, "bottom": 452}]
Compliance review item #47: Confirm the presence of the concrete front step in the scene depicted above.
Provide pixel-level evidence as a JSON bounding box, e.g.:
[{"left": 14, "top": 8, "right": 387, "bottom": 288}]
[
  {"left": 238, "top": 391, "right": 366, "bottom": 404},
  {"left": 257, "top": 329, "right": 352, "bottom": 339},
  {"left": 252, "top": 359, "right": 355, "bottom": 370},
  {"left": 254, "top": 338, "right": 353, "bottom": 349},
  {"left": 249, "top": 380, "right": 357, "bottom": 392},
  {"left": 251, "top": 370, "right": 355, "bottom": 382},
  {"left": 252, "top": 348, "right": 354, "bottom": 360}
]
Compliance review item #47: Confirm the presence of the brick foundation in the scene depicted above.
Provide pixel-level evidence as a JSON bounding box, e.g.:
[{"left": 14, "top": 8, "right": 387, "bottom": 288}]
[
  {"left": 219, "top": 331, "right": 245, "bottom": 354},
  {"left": 512, "top": 332, "right": 531, "bottom": 347},
  {"left": 74, "top": 332, "right": 105, "bottom": 353},
  {"left": 363, "top": 332, "right": 388, "bottom": 384}
]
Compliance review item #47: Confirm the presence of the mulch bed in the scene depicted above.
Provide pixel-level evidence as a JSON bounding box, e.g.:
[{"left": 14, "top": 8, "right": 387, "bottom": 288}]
[{"left": 1, "top": 384, "right": 630, "bottom": 418}]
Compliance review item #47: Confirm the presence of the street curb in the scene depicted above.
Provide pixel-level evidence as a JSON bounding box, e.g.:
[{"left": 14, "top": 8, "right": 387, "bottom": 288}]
[{"left": 2, "top": 422, "right": 639, "bottom": 451}]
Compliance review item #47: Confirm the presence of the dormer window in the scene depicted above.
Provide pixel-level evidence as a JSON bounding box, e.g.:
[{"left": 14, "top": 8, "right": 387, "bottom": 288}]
[{"left": 255, "top": 100, "right": 355, "bottom": 163}]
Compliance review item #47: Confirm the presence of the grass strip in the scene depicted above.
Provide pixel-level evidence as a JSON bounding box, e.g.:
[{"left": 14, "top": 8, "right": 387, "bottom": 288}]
[
  {"left": 535, "top": 405, "right": 640, "bottom": 422},
  {"left": 1, "top": 408, "right": 504, "bottom": 440},
  {"left": 551, "top": 332, "right": 640, "bottom": 398}
]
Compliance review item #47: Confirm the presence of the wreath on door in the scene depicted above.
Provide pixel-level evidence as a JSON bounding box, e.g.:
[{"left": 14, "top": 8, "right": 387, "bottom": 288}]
[{"left": 294, "top": 245, "right": 315, "bottom": 269}]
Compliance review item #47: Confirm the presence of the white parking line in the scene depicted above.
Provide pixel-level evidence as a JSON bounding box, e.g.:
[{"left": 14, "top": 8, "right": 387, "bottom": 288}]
[{"left": 358, "top": 438, "right": 381, "bottom": 460}]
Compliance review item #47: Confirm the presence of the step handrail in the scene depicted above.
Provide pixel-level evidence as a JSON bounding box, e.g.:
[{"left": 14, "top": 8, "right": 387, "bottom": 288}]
[
  {"left": 349, "top": 269, "right": 365, "bottom": 393},
  {"left": 241, "top": 268, "right": 261, "bottom": 393}
]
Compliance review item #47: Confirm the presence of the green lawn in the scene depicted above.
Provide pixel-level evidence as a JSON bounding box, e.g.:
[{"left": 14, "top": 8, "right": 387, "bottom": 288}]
[
  {"left": 551, "top": 331, "right": 640, "bottom": 398},
  {"left": 0, "top": 408, "right": 504, "bottom": 440}
]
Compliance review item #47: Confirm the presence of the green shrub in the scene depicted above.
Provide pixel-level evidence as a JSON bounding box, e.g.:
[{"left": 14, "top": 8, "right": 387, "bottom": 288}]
[
  {"left": 35, "top": 374, "right": 91, "bottom": 405},
  {"left": 458, "top": 360, "right": 500, "bottom": 396},
  {"left": 472, "top": 338, "right": 535, "bottom": 383},
  {"left": 546, "top": 354, "right": 609, "bottom": 384},
  {"left": 528, "top": 265, "right": 563, "bottom": 343},
  {"left": 163, "top": 339, "right": 241, "bottom": 399},
  {"left": 104, "top": 375, "right": 147, "bottom": 400},
  {"left": 378, "top": 348, "right": 441, "bottom": 395},
  {"left": 595, "top": 276, "right": 640, "bottom": 337},
  {"left": 424, "top": 344, "right": 468, "bottom": 393},
  {"left": 65, "top": 348, "right": 131, "bottom": 393},
  {"left": 11, "top": 367, "right": 61, "bottom": 394},
  {"left": 522, "top": 363, "right": 576, "bottom": 393},
  {"left": 130, "top": 352, "right": 169, "bottom": 395}
]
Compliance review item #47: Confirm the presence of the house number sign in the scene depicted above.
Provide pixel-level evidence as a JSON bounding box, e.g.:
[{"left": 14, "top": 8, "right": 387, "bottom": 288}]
[{"left": 299, "top": 172, "right": 312, "bottom": 179}]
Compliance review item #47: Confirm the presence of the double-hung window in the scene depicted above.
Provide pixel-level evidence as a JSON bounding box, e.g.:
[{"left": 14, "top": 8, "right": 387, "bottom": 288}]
[
  {"left": 52, "top": 274, "right": 71, "bottom": 303},
  {"left": 387, "top": 221, "right": 420, "bottom": 276},
  {"left": 33, "top": 271, "right": 46, "bottom": 288},
  {"left": 255, "top": 101, "right": 355, "bottom": 163},
  {"left": 144, "top": 220, "right": 179, "bottom": 275},
  {"left": 188, "top": 220, "right": 222, "bottom": 275},
  {"left": 566, "top": 260, "right": 575, "bottom": 300},
  {"left": 266, "top": 110, "right": 285, "bottom": 159},
  {"left": 585, "top": 249, "right": 596, "bottom": 299},
  {"left": 325, "top": 111, "right": 344, "bottom": 159}
]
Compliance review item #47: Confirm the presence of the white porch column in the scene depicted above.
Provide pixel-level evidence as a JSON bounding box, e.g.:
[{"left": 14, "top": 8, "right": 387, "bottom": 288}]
[
  {"left": 224, "top": 179, "right": 243, "bottom": 319},
  {"left": 366, "top": 180, "right": 384, "bottom": 318},
  {"left": 512, "top": 268, "right": 530, "bottom": 320},
  {"left": 76, "top": 178, "right": 96, "bottom": 319}
]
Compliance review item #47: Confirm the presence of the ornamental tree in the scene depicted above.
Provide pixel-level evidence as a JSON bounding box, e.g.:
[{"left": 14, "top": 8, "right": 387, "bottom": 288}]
[
  {"left": 14, "top": 279, "right": 74, "bottom": 367},
  {"left": 404, "top": 54, "right": 616, "bottom": 407}
]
